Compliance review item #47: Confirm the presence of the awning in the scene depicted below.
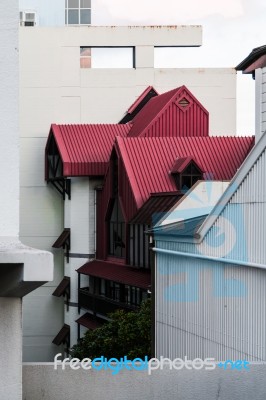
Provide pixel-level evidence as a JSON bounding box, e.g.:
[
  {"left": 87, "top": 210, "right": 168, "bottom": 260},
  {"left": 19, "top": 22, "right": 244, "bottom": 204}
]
[
  {"left": 52, "top": 324, "right": 70, "bottom": 346},
  {"left": 52, "top": 276, "right": 70, "bottom": 297},
  {"left": 130, "top": 192, "right": 182, "bottom": 225},
  {"left": 77, "top": 260, "right": 151, "bottom": 290},
  {"left": 76, "top": 313, "right": 104, "bottom": 330}
]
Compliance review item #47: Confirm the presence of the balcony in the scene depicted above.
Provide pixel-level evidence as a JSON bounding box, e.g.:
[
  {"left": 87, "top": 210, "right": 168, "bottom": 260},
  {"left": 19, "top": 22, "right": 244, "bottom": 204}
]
[{"left": 79, "top": 287, "right": 137, "bottom": 316}]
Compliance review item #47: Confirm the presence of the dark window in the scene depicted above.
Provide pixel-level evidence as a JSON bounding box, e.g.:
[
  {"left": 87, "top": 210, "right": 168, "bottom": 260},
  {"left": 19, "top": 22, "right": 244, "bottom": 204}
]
[
  {"left": 125, "top": 285, "right": 146, "bottom": 306},
  {"left": 108, "top": 156, "right": 126, "bottom": 258},
  {"left": 99, "top": 279, "right": 147, "bottom": 307},
  {"left": 109, "top": 199, "right": 126, "bottom": 257},
  {"left": 179, "top": 163, "right": 202, "bottom": 191},
  {"left": 129, "top": 224, "right": 150, "bottom": 269}
]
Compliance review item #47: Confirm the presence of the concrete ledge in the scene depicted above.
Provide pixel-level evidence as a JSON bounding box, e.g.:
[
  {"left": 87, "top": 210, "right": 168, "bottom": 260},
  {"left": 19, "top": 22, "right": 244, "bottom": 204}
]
[
  {"left": 23, "top": 362, "right": 266, "bottom": 400},
  {"left": 20, "top": 25, "right": 202, "bottom": 47},
  {"left": 0, "top": 238, "right": 53, "bottom": 297}
]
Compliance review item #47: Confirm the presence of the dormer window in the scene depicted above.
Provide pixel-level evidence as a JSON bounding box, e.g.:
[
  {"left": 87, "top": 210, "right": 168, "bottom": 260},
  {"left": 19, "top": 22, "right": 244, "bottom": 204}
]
[{"left": 170, "top": 156, "right": 203, "bottom": 191}]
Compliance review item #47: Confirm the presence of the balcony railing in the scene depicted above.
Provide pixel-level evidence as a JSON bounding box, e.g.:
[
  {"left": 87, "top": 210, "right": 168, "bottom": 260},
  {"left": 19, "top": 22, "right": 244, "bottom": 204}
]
[{"left": 79, "top": 287, "right": 137, "bottom": 316}]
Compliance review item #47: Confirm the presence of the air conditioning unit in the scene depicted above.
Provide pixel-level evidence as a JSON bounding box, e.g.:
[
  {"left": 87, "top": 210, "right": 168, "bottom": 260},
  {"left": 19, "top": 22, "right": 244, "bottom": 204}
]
[{"left": 19, "top": 11, "right": 36, "bottom": 27}]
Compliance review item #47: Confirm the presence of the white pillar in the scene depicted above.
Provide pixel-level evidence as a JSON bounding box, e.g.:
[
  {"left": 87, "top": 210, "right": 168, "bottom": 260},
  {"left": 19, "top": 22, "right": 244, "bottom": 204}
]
[
  {"left": 0, "top": 0, "right": 19, "bottom": 238},
  {"left": 0, "top": 1, "right": 53, "bottom": 399}
]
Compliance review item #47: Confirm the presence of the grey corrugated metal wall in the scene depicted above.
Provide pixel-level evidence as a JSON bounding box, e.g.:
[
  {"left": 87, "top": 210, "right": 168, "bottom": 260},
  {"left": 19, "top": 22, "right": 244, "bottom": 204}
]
[{"left": 155, "top": 139, "right": 266, "bottom": 360}]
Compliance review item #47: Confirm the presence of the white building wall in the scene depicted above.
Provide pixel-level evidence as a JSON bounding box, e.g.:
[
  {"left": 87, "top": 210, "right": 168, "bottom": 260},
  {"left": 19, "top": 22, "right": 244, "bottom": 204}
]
[
  {"left": 64, "top": 178, "right": 100, "bottom": 347},
  {"left": 19, "top": 26, "right": 236, "bottom": 360},
  {"left": 262, "top": 67, "right": 266, "bottom": 135},
  {"left": 255, "top": 66, "right": 266, "bottom": 141}
]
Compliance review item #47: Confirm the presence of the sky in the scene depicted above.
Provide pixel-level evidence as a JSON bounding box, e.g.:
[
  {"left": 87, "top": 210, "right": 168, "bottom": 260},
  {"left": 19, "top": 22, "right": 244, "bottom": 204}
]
[{"left": 92, "top": 0, "right": 266, "bottom": 135}]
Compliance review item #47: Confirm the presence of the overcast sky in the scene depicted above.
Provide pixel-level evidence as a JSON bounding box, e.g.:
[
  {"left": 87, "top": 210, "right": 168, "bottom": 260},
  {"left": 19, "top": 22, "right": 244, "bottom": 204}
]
[{"left": 93, "top": 0, "right": 266, "bottom": 135}]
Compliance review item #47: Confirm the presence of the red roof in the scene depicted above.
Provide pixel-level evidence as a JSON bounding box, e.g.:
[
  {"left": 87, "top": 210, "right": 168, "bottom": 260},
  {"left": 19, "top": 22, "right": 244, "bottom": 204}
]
[
  {"left": 130, "top": 192, "right": 183, "bottom": 225},
  {"left": 47, "top": 123, "right": 131, "bottom": 177},
  {"left": 77, "top": 260, "right": 151, "bottom": 289},
  {"left": 127, "top": 86, "right": 158, "bottom": 114},
  {"left": 116, "top": 136, "right": 254, "bottom": 209},
  {"left": 128, "top": 85, "right": 209, "bottom": 138},
  {"left": 76, "top": 313, "right": 104, "bottom": 330},
  {"left": 170, "top": 156, "right": 203, "bottom": 174}
]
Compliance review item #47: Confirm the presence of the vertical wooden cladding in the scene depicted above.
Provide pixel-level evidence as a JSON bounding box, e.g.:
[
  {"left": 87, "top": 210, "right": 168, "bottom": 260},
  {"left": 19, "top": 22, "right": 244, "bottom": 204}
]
[
  {"left": 128, "top": 85, "right": 209, "bottom": 138},
  {"left": 144, "top": 90, "right": 209, "bottom": 138}
]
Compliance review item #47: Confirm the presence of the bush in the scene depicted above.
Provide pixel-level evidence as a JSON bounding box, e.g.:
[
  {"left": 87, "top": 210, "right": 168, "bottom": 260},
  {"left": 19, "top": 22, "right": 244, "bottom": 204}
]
[{"left": 71, "top": 299, "right": 151, "bottom": 360}]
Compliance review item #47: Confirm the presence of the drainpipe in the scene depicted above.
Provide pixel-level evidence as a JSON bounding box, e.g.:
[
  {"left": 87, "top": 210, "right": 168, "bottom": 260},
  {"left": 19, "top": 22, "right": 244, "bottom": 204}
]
[
  {"left": 153, "top": 247, "right": 266, "bottom": 270},
  {"left": 94, "top": 188, "right": 97, "bottom": 255}
]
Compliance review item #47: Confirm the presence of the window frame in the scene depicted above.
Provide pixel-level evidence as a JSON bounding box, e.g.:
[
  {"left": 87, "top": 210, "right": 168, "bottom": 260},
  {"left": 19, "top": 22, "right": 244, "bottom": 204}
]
[{"left": 65, "top": 0, "right": 91, "bottom": 25}]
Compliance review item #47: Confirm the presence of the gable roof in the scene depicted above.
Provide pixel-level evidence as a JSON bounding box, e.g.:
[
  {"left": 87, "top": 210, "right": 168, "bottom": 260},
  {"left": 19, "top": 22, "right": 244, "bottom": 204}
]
[
  {"left": 116, "top": 136, "right": 255, "bottom": 210},
  {"left": 127, "top": 85, "right": 209, "bottom": 138},
  {"left": 46, "top": 123, "right": 131, "bottom": 177},
  {"left": 236, "top": 45, "right": 266, "bottom": 74},
  {"left": 119, "top": 86, "right": 158, "bottom": 124}
]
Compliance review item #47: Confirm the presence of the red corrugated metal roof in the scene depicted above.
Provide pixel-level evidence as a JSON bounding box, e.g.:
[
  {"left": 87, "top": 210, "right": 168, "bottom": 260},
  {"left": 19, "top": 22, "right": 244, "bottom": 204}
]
[
  {"left": 130, "top": 192, "right": 183, "bottom": 225},
  {"left": 116, "top": 136, "right": 255, "bottom": 209},
  {"left": 170, "top": 156, "right": 203, "bottom": 174},
  {"left": 119, "top": 86, "right": 159, "bottom": 124},
  {"left": 48, "top": 123, "right": 131, "bottom": 177},
  {"left": 127, "top": 86, "right": 158, "bottom": 113},
  {"left": 77, "top": 260, "right": 151, "bottom": 289},
  {"left": 128, "top": 85, "right": 209, "bottom": 138}
]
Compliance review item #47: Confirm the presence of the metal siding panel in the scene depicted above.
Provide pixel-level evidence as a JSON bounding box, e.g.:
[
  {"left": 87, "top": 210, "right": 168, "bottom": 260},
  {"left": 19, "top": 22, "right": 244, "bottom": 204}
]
[
  {"left": 156, "top": 252, "right": 266, "bottom": 360},
  {"left": 155, "top": 141, "right": 266, "bottom": 360}
]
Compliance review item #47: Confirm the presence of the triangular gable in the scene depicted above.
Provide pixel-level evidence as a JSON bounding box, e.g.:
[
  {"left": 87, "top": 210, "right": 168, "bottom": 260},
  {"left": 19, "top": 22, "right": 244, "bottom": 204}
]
[{"left": 128, "top": 85, "right": 209, "bottom": 138}]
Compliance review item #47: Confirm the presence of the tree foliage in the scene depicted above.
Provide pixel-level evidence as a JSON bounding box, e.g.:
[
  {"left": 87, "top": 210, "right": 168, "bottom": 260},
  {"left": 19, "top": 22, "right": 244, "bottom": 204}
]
[{"left": 71, "top": 299, "right": 151, "bottom": 360}]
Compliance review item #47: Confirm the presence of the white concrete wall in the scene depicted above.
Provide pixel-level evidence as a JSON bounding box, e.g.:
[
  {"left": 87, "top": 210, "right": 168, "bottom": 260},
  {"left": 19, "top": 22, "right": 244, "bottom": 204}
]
[
  {"left": 63, "top": 178, "right": 100, "bottom": 346},
  {"left": 22, "top": 363, "right": 266, "bottom": 400},
  {"left": 0, "top": 299, "right": 22, "bottom": 400},
  {"left": 19, "top": 26, "right": 236, "bottom": 361},
  {"left": 0, "top": 0, "right": 19, "bottom": 237}
]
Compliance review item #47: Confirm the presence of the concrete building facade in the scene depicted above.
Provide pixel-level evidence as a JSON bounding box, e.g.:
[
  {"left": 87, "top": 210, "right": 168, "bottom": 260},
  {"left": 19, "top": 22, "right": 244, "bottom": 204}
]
[{"left": 0, "top": 2, "right": 53, "bottom": 399}]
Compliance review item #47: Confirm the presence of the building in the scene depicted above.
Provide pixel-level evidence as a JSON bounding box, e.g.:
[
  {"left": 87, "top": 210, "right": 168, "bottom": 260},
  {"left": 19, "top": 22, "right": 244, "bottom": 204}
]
[
  {"left": 45, "top": 84, "right": 254, "bottom": 351},
  {"left": 19, "top": 0, "right": 91, "bottom": 26},
  {"left": 20, "top": 24, "right": 241, "bottom": 361},
  {"left": 152, "top": 45, "right": 266, "bottom": 360}
]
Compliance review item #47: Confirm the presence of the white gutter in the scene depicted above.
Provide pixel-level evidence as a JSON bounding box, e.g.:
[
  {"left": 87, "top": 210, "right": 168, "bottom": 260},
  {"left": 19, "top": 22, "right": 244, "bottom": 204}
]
[{"left": 153, "top": 247, "right": 266, "bottom": 270}]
